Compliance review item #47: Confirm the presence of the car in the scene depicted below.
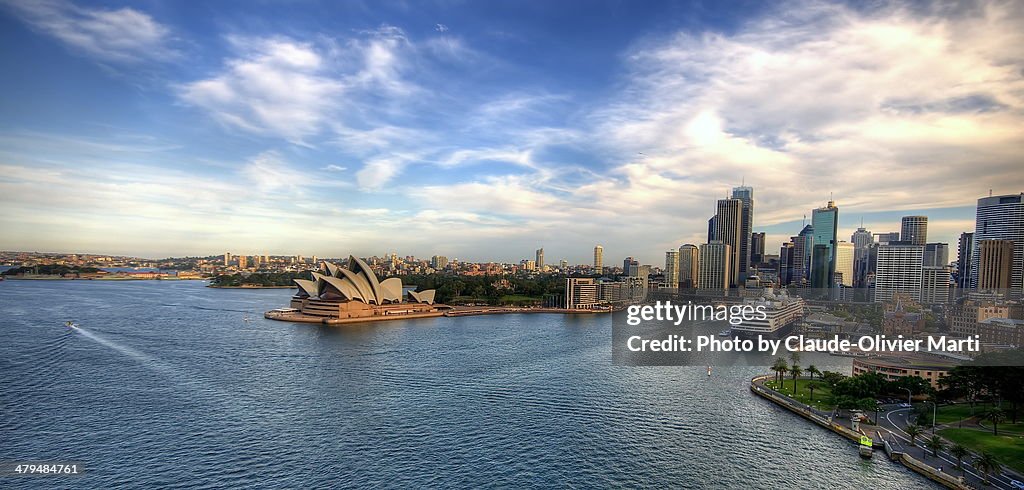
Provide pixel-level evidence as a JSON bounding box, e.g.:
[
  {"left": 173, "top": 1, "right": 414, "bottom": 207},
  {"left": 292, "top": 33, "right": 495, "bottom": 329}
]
[
  {"left": 1008, "top": 479, "right": 1024, "bottom": 489},
  {"left": 899, "top": 403, "right": 912, "bottom": 408}
]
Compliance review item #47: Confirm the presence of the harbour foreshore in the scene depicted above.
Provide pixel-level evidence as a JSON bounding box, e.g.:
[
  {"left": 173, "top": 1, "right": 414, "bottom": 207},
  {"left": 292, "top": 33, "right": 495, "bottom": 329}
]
[
  {"left": 750, "top": 375, "right": 972, "bottom": 490},
  {"left": 266, "top": 305, "right": 610, "bottom": 325}
]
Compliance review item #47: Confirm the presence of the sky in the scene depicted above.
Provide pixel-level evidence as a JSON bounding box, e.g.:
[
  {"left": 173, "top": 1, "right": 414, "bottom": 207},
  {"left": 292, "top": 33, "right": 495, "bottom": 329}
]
[{"left": 0, "top": 0, "right": 1022, "bottom": 264}]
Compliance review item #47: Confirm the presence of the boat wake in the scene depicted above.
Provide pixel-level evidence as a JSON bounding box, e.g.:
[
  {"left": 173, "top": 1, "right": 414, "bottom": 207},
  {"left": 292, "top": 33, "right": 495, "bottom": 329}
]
[{"left": 71, "top": 325, "right": 159, "bottom": 366}]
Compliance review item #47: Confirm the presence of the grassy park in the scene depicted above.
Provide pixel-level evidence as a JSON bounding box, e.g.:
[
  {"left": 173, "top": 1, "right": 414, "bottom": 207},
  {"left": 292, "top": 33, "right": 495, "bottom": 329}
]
[
  {"left": 939, "top": 428, "right": 1024, "bottom": 475},
  {"left": 764, "top": 378, "right": 834, "bottom": 411}
]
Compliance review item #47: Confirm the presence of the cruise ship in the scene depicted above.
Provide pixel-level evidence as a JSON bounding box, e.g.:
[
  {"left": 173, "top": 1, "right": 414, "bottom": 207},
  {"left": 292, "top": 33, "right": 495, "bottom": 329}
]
[{"left": 731, "top": 288, "right": 806, "bottom": 338}]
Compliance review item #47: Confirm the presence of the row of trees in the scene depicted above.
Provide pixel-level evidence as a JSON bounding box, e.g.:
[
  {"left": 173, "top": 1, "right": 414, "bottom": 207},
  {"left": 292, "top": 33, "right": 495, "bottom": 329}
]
[
  {"left": 385, "top": 273, "right": 568, "bottom": 305},
  {"left": 2, "top": 264, "right": 102, "bottom": 276},
  {"left": 210, "top": 271, "right": 312, "bottom": 287},
  {"left": 936, "top": 349, "right": 1024, "bottom": 431},
  {"left": 770, "top": 356, "right": 933, "bottom": 412},
  {"left": 902, "top": 426, "right": 1003, "bottom": 485}
]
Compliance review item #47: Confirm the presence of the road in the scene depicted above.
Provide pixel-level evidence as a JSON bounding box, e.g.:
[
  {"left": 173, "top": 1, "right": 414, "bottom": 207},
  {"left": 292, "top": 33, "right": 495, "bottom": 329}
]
[{"left": 879, "top": 406, "right": 1023, "bottom": 490}]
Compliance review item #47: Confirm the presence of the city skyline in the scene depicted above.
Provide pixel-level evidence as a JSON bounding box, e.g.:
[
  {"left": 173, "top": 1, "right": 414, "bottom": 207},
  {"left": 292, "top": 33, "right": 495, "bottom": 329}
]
[{"left": 1, "top": 0, "right": 1022, "bottom": 263}]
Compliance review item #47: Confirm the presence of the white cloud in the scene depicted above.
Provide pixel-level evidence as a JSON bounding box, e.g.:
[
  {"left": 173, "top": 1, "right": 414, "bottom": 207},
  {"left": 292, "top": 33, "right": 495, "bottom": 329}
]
[{"left": 2, "top": 0, "right": 175, "bottom": 62}]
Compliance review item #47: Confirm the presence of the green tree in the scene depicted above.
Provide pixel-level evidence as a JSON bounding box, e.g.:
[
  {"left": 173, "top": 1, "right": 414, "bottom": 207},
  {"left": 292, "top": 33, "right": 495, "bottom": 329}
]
[
  {"left": 925, "top": 435, "right": 945, "bottom": 458},
  {"left": 808, "top": 381, "right": 821, "bottom": 407},
  {"left": 973, "top": 452, "right": 1001, "bottom": 485},
  {"left": 949, "top": 444, "right": 968, "bottom": 472},
  {"left": 905, "top": 424, "right": 922, "bottom": 446},
  {"left": 771, "top": 357, "right": 788, "bottom": 387},
  {"left": 982, "top": 406, "right": 1006, "bottom": 436},
  {"left": 790, "top": 364, "right": 803, "bottom": 394},
  {"left": 806, "top": 364, "right": 820, "bottom": 381}
]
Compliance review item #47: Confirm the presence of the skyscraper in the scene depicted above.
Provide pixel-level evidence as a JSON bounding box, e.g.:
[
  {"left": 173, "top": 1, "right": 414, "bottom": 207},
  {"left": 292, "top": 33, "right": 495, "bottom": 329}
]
[
  {"left": 977, "top": 239, "right": 1014, "bottom": 290},
  {"left": 811, "top": 200, "right": 838, "bottom": 289},
  {"left": 224, "top": 252, "right": 231, "bottom": 266},
  {"left": 750, "top": 232, "right": 766, "bottom": 265},
  {"left": 790, "top": 225, "right": 814, "bottom": 285},
  {"left": 698, "top": 241, "right": 731, "bottom": 293},
  {"left": 731, "top": 185, "right": 754, "bottom": 279},
  {"left": 957, "top": 232, "right": 974, "bottom": 289},
  {"left": 923, "top": 243, "right": 950, "bottom": 268},
  {"left": 779, "top": 242, "right": 795, "bottom": 285},
  {"left": 707, "top": 216, "right": 717, "bottom": 242},
  {"left": 237, "top": 255, "right": 247, "bottom": 269},
  {"left": 851, "top": 225, "right": 873, "bottom": 286},
  {"left": 536, "top": 248, "right": 545, "bottom": 269},
  {"left": 714, "top": 198, "right": 742, "bottom": 287},
  {"left": 900, "top": 216, "right": 928, "bottom": 246},
  {"left": 874, "top": 242, "right": 925, "bottom": 303},
  {"left": 874, "top": 232, "right": 901, "bottom": 244},
  {"left": 664, "top": 250, "right": 680, "bottom": 287},
  {"left": 851, "top": 226, "right": 873, "bottom": 261},
  {"left": 835, "top": 241, "right": 854, "bottom": 287},
  {"left": 971, "top": 193, "right": 1024, "bottom": 294},
  {"left": 624, "top": 257, "right": 639, "bottom": 277},
  {"left": 593, "top": 245, "right": 603, "bottom": 272},
  {"left": 679, "top": 244, "right": 699, "bottom": 288}
]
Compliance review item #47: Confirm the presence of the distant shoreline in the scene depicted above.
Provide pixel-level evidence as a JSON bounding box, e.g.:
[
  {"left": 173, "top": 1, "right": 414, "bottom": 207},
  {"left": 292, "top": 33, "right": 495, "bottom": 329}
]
[
  {"left": 208, "top": 285, "right": 297, "bottom": 289},
  {"left": 2, "top": 276, "right": 205, "bottom": 281}
]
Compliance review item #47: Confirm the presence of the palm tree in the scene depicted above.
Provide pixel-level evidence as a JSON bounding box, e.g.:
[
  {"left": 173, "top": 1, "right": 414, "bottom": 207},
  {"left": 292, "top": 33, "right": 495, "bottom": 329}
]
[
  {"left": 808, "top": 381, "right": 821, "bottom": 407},
  {"left": 790, "top": 364, "right": 803, "bottom": 394},
  {"left": 778, "top": 366, "right": 788, "bottom": 391},
  {"left": 807, "top": 364, "right": 820, "bottom": 381},
  {"left": 905, "top": 424, "right": 922, "bottom": 446},
  {"left": 973, "top": 452, "right": 1001, "bottom": 485},
  {"left": 983, "top": 407, "right": 1006, "bottom": 436},
  {"left": 771, "top": 357, "right": 788, "bottom": 387},
  {"left": 925, "top": 435, "right": 946, "bottom": 458},
  {"left": 949, "top": 444, "right": 968, "bottom": 472}
]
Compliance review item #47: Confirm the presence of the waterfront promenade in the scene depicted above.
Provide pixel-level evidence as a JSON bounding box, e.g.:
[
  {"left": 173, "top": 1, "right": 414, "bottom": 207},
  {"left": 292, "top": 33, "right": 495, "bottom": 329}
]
[{"left": 751, "top": 375, "right": 1020, "bottom": 489}]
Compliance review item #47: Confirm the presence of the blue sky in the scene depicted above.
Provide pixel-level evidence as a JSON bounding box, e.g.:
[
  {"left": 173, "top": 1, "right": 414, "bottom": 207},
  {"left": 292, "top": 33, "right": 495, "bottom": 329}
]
[{"left": 0, "top": 0, "right": 1022, "bottom": 264}]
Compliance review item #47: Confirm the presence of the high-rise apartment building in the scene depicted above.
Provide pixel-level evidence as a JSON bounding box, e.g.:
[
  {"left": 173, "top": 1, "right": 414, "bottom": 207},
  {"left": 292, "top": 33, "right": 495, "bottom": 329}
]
[
  {"left": 900, "top": 216, "right": 928, "bottom": 246},
  {"left": 431, "top": 255, "right": 449, "bottom": 270},
  {"left": 971, "top": 193, "right": 1023, "bottom": 294},
  {"left": 811, "top": 200, "right": 838, "bottom": 288},
  {"left": 714, "top": 198, "right": 743, "bottom": 287},
  {"left": 750, "top": 231, "right": 765, "bottom": 265},
  {"left": 237, "top": 255, "right": 247, "bottom": 269},
  {"left": 698, "top": 241, "right": 731, "bottom": 293},
  {"left": 977, "top": 239, "right": 1014, "bottom": 290},
  {"left": 731, "top": 185, "right": 754, "bottom": 279},
  {"left": 874, "top": 242, "right": 924, "bottom": 303},
  {"left": 679, "top": 244, "right": 699, "bottom": 288},
  {"left": 664, "top": 250, "right": 680, "bottom": 287},
  {"left": 224, "top": 252, "right": 231, "bottom": 266},
  {"left": 535, "top": 248, "right": 544, "bottom": 269},
  {"left": 594, "top": 245, "right": 603, "bottom": 272}
]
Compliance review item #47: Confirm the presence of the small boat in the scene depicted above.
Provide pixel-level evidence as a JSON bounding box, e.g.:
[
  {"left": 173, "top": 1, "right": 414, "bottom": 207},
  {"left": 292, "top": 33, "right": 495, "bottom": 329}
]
[
  {"left": 65, "top": 321, "right": 77, "bottom": 329},
  {"left": 858, "top": 445, "right": 873, "bottom": 459},
  {"left": 718, "top": 329, "right": 731, "bottom": 337},
  {"left": 707, "top": 366, "right": 712, "bottom": 376}
]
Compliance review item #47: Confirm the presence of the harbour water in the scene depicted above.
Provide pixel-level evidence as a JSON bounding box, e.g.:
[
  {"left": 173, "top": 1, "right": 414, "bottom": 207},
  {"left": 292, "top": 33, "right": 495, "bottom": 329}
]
[{"left": 0, "top": 281, "right": 935, "bottom": 488}]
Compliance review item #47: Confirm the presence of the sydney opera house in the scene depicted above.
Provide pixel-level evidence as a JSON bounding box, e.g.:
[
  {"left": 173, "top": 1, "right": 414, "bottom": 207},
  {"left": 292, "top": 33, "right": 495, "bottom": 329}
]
[{"left": 273, "top": 255, "right": 440, "bottom": 322}]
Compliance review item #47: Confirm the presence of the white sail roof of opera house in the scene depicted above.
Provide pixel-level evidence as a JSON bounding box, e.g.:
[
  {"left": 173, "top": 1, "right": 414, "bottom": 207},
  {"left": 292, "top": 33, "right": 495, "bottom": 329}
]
[{"left": 293, "top": 256, "right": 436, "bottom": 305}]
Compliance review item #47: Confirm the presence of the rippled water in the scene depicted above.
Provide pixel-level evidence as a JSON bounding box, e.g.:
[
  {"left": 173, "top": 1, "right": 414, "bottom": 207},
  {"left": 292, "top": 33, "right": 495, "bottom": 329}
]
[{"left": 0, "top": 281, "right": 936, "bottom": 488}]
